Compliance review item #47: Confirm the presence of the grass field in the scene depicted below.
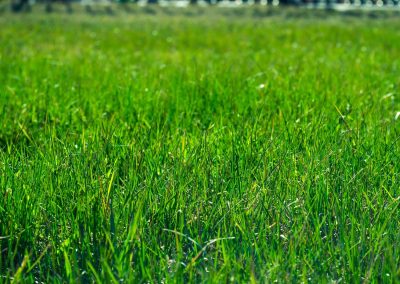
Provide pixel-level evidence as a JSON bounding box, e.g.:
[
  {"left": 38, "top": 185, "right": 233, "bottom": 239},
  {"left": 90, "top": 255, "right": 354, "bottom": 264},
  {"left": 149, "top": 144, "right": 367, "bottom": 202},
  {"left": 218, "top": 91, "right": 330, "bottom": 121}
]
[{"left": 1, "top": 8, "right": 400, "bottom": 282}]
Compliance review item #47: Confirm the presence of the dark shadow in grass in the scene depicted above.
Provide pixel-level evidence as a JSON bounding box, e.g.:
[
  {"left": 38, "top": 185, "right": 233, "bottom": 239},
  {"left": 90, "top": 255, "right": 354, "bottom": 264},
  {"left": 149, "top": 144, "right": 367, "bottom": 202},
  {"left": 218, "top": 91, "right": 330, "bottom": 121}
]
[
  {"left": 162, "top": 7, "right": 177, "bottom": 16},
  {"left": 142, "top": 6, "right": 157, "bottom": 15},
  {"left": 120, "top": 3, "right": 134, "bottom": 13},
  {"left": 105, "top": 6, "right": 114, "bottom": 15},
  {"left": 366, "top": 11, "right": 387, "bottom": 19},
  {"left": 283, "top": 9, "right": 335, "bottom": 19},
  {"left": 252, "top": 7, "right": 276, "bottom": 18},
  {"left": 0, "top": 4, "right": 7, "bottom": 14},
  {"left": 183, "top": 7, "right": 205, "bottom": 17},
  {"left": 87, "top": 6, "right": 114, "bottom": 15},
  {"left": 0, "top": 134, "right": 32, "bottom": 153}
]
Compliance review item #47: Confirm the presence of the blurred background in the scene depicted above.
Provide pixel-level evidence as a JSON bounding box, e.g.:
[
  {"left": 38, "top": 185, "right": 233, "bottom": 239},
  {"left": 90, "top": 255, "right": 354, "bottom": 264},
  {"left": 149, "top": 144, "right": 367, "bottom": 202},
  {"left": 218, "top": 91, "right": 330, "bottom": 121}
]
[{"left": 2, "top": 0, "right": 399, "bottom": 14}]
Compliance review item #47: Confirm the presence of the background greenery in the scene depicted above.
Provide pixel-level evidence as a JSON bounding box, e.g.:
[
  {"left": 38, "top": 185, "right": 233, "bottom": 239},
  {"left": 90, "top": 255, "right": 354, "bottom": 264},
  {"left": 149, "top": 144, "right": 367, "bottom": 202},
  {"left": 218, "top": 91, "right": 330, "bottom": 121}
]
[{"left": 0, "top": 8, "right": 399, "bottom": 282}]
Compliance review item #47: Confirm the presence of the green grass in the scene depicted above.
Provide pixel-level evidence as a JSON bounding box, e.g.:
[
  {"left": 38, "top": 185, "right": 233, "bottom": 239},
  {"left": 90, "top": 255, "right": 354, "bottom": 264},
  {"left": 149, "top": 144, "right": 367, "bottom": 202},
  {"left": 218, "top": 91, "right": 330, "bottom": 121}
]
[{"left": 0, "top": 9, "right": 400, "bottom": 283}]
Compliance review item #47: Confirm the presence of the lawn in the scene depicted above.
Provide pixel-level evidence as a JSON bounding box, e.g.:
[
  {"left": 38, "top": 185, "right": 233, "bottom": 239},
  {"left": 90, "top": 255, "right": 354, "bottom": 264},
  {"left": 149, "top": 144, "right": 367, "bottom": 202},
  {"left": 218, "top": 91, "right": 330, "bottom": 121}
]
[{"left": 0, "top": 8, "right": 399, "bottom": 282}]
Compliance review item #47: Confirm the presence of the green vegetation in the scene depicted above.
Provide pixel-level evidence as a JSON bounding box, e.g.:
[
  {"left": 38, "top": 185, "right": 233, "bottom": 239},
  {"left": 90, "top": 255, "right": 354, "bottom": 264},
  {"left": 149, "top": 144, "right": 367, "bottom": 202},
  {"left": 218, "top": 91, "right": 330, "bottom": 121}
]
[{"left": 0, "top": 9, "right": 399, "bottom": 283}]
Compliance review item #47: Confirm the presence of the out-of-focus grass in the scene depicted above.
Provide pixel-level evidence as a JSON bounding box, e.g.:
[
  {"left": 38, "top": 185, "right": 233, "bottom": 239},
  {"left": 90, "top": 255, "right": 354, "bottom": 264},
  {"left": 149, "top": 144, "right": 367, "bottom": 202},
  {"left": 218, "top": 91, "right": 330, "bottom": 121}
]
[{"left": 0, "top": 10, "right": 399, "bottom": 282}]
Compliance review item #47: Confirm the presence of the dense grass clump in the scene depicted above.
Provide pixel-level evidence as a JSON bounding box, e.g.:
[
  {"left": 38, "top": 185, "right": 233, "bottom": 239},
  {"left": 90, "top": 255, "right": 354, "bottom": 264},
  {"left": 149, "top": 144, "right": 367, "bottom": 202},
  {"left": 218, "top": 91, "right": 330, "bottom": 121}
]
[{"left": 0, "top": 10, "right": 399, "bottom": 282}]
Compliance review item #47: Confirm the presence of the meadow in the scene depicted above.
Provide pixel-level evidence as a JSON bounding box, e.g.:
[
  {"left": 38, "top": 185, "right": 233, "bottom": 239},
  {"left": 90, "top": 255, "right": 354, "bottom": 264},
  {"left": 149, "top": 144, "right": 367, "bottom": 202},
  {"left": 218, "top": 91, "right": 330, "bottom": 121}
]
[{"left": 0, "top": 8, "right": 399, "bottom": 282}]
